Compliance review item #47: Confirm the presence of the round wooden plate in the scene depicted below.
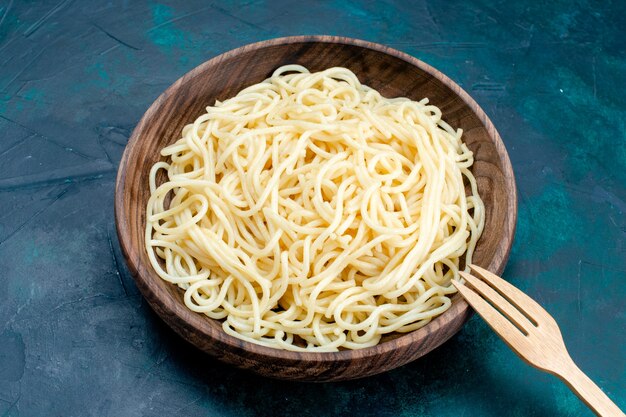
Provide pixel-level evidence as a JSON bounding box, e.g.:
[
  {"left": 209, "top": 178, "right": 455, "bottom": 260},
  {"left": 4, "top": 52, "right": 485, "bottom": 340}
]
[{"left": 115, "top": 36, "right": 517, "bottom": 381}]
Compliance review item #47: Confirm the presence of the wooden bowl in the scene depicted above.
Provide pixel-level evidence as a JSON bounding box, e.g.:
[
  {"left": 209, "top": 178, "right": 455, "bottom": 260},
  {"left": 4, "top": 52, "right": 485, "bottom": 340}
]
[{"left": 115, "top": 36, "right": 517, "bottom": 381}]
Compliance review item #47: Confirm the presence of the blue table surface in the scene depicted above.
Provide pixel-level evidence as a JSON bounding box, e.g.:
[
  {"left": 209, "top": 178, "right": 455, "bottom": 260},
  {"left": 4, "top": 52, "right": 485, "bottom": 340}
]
[{"left": 0, "top": 1, "right": 624, "bottom": 416}]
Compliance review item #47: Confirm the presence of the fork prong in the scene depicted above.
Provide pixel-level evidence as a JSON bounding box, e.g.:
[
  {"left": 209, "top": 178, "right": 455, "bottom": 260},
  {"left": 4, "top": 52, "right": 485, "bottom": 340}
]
[
  {"left": 469, "top": 264, "right": 550, "bottom": 327},
  {"left": 452, "top": 280, "right": 529, "bottom": 354},
  {"left": 459, "top": 271, "right": 534, "bottom": 334}
]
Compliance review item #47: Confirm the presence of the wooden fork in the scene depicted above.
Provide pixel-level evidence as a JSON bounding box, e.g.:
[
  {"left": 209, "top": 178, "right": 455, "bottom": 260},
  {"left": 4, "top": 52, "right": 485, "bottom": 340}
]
[{"left": 452, "top": 264, "right": 624, "bottom": 417}]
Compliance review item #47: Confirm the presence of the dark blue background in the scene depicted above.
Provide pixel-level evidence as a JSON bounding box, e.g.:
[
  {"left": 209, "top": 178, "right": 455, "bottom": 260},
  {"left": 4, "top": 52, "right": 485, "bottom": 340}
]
[{"left": 0, "top": 1, "right": 624, "bottom": 416}]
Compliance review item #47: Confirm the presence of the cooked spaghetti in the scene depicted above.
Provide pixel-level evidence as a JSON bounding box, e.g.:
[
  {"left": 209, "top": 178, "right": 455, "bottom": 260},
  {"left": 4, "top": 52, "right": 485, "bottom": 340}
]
[{"left": 145, "top": 65, "right": 485, "bottom": 351}]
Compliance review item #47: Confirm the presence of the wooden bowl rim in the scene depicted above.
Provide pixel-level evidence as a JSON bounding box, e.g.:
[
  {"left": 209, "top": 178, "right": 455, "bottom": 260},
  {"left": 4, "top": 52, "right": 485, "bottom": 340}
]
[{"left": 115, "top": 35, "right": 517, "bottom": 364}]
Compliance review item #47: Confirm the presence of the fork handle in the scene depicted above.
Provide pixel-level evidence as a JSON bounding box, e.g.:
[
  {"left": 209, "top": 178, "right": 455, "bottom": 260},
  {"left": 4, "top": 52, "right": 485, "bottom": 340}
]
[{"left": 557, "top": 359, "right": 625, "bottom": 417}]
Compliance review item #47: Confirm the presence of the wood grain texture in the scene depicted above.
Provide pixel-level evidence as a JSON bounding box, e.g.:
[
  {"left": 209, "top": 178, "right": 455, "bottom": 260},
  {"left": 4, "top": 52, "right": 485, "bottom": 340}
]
[{"left": 114, "top": 36, "right": 517, "bottom": 381}]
